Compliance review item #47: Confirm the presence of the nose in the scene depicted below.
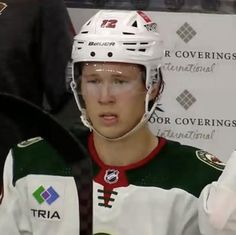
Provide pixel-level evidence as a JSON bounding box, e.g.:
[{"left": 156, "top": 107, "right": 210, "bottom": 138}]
[{"left": 98, "top": 83, "right": 115, "bottom": 104}]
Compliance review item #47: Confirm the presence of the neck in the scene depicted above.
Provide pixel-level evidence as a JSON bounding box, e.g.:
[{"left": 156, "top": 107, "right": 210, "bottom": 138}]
[{"left": 93, "top": 125, "right": 158, "bottom": 166}]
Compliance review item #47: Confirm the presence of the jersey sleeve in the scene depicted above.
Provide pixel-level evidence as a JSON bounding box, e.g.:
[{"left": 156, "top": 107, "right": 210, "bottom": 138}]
[
  {"left": 198, "top": 151, "right": 236, "bottom": 235},
  {"left": 0, "top": 151, "right": 30, "bottom": 234},
  {"left": 39, "top": 0, "right": 74, "bottom": 113}
]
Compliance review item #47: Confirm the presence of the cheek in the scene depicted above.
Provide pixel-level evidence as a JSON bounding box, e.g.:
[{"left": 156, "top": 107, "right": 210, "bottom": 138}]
[
  {"left": 81, "top": 94, "right": 96, "bottom": 116},
  {"left": 124, "top": 88, "right": 146, "bottom": 103},
  {"left": 83, "top": 96, "right": 95, "bottom": 111},
  {"left": 119, "top": 92, "right": 146, "bottom": 112}
]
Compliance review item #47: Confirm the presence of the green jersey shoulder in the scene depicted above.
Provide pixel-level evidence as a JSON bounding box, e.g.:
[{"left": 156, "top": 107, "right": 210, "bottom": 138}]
[
  {"left": 11, "top": 137, "right": 72, "bottom": 185},
  {"left": 124, "top": 138, "right": 224, "bottom": 197}
]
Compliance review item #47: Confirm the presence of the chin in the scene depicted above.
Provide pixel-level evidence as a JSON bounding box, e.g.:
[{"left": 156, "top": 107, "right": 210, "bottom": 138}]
[{"left": 94, "top": 126, "right": 128, "bottom": 139}]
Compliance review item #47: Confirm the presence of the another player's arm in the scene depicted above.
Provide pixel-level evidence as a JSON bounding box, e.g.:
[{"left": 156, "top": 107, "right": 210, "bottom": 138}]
[{"left": 199, "top": 151, "right": 236, "bottom": 235}]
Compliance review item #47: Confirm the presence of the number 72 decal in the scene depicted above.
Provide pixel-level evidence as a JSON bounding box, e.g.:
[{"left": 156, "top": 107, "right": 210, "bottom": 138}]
[{"left": 101, "top": 20, "right": 118, "bottom": 28}]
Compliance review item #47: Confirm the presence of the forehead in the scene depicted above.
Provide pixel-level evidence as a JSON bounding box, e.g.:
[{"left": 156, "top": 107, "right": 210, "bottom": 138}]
[{"left": 81, "top": 62, "right": 143, "bottom": 75}]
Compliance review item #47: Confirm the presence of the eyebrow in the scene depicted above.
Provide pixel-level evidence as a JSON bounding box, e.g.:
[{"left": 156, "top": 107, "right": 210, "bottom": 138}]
[
  {"left": 82, "top": 73, "right": 100, "bottom": 78},
  {"left": 111, "top": 74, "right": 129, "bottom": 79},
  {"left": 82, "top": 73, "right": 130, "bottom": 79}
]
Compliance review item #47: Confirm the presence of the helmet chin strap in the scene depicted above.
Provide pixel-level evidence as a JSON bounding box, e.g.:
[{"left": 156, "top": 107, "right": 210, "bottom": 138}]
[
  {"left": 91, "top": 111, "right": 149, "bottom": 142},
  {"left": 71, "top": 81, "right": 159, "bottom": 142}
]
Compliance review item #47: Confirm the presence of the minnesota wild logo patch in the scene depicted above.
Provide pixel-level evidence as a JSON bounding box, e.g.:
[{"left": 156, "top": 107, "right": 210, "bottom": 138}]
[
  {"left": 0, "top": 2, "right": 7, "bottom": 15},
  {"left": 196, "top": 150, "right": 225, "bottom": 171}
]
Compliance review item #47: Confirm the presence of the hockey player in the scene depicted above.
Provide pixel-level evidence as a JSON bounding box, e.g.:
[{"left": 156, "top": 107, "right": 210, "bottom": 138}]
[{"left": 1, "top": 10, "right": 236, "bottom": 235}]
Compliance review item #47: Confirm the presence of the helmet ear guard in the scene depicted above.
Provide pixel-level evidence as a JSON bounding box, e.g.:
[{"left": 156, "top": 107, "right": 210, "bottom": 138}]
[
  {"left": 70, "top": 80, "right": 77, "bottom": 91},
  {"left": 70, "top": 77, "right": 91, "bottom": 130}
]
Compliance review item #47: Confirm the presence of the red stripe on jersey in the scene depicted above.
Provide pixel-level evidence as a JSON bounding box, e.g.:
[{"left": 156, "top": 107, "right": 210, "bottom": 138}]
[{"left": 88, "top": 133, "right": 166, "bottom": 171}]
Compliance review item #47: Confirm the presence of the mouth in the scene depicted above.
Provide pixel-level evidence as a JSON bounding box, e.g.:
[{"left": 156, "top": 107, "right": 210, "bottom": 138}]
[{"left": 99, "top": 113, "right": 118, "bottom": 125}]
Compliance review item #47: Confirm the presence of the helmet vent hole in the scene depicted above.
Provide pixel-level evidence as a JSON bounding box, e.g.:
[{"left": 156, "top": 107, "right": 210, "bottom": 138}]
[
  {"left": 81, "top": 31, "right": 88, "bottom": 34},
  {"left": 139, "top": 49, "right": 146, "bottom": 52},
  {"left": 123, "top": 32, "right": 135, "bottom": 35},
  {"left": 90, "top": 52, "right": 96, "bottom": 57},
  {"left": 123, "top": 42, "right": 137, "bottom": 45},
  {"left": 132, "top": 21, "right": 138, "bottom": 27},
  {"left": 127, "top": 48, "right": 135, "bottom": 51},
  {"left": 107, "top": 52, "right": 113, "bottom": 57},
  {"left": 86, "top": 20, "right": 91, "bottom": 26}
]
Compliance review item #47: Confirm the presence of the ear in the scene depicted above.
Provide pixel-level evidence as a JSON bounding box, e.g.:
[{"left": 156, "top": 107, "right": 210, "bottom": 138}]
[{"left": 149, "top": 83, "right": 160, "bottom": 101}]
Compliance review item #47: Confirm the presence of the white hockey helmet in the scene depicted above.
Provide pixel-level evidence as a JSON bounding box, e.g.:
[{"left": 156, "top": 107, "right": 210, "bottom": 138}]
[{"left": 71, "top": 10, "right": 164, "bottom": 139}]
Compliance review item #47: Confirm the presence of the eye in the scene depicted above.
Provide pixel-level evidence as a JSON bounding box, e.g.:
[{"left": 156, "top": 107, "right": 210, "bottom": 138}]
[
  {"left": 86, "top": 78, "right": 101, "bottom": 84},
  {"left": 113, "top": 79, "right": 128, "bottom": 85},
  {"left": 83, "top": 74, "right": 101, "bottom": 84}
]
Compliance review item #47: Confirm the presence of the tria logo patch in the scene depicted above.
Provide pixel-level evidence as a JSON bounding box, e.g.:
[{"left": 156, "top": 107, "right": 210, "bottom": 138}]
[
  {"left": 0, "top": 2, "right": 7, "bottom": 15},
  {"left": 31, "top": 186, "right": 61, "bottom": 220},
  {"left": 104, "top": 169, "right": 119, "bottom": 184},
  {"left": 30, "top": 209, "right": 61, "bottom": 220},
  {"left": 33, "top": 185, "right": 59, "bottom": 205}
]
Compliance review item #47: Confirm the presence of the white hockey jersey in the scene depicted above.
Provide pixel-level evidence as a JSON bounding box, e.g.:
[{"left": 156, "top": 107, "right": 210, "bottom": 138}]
[{"left": 0, "top": 133, "right": 236, "bottom": 235}]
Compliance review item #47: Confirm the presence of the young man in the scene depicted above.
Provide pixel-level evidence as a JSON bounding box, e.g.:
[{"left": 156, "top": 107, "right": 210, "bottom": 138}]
[{"left": 1, "top": 10, "right": 236, "bottom": 235}]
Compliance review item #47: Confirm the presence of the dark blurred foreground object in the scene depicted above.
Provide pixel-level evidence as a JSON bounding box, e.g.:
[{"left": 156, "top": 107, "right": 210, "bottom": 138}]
[
  {"left": 201, "top": 0, "right": 221, "bottom": 11},
  {"left": 0, "top": 0, "right": 74, "bottom": 189},
  {"left": 164, "top": 0, "right": 185, "bottom": 10},
  {"left": 93, "top": 0, "right": 107, "bottom": 7},
  {"left": 131, "top": 0, "right": 150, "bottom": 10},
  {"left": 0, "top": 93, "right": 92, "bottom": 235},
  {"left": 0, "top": 0, "right": 74, "bottom": 112}
]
